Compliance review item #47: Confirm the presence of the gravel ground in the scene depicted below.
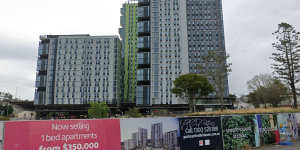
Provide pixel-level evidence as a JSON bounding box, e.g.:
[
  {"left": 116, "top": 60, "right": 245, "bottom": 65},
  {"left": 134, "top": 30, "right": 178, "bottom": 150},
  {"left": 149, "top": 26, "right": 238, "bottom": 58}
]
[{"left": 252, "top": 141, "right": 300, "bottom": 150}]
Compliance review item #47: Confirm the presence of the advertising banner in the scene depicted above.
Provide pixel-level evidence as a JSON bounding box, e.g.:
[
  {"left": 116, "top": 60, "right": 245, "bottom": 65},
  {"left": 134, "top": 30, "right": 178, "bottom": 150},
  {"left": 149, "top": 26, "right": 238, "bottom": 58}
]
[
  {"left": 222, "top": 115, "right": 257, "bottom": 150},
  {"left": 256, "top": 114, "right": 278, "bottom": 146},
  {"left": 120, "top": 117, "right": 180, "bottom": 150},
  {"left": 277, "top": 113, "right": 298, "bottom": 142},
  {"left": 4, "top": 119, "right": 121, "bottom": 150},
  {"left": 178, "top": 117, "right": 223, "bottom": 150}
]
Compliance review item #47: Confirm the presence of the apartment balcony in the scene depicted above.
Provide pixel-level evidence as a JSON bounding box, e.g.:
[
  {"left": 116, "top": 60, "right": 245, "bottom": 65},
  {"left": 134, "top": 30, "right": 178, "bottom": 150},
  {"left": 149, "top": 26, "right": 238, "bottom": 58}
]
[
  {"left": 137, "top": 48, "right": 150, "bottom": 52},
  {"left": 138, "top": 16, "right": 150, "bottom": 21},
  {"left": 35, "top": 81, "right": 46, "bottom": 88},
  {"left": 138, "top": 32, "right": 150, "bottom": 37},
  {"left": 138, "top": 64, "right": 150, "bottom": 68},
  {"left": 39, "top": 54, "right": 48, "bottom": 59},
  {"left": 137, "top": 80, "right": 150, "bottom": 85},
  {"left": 37, "top": 65, "right": 48, "bottom": 71},
  {"left": 38, "top": 70, "right": 47, "bottom": 75},
  {"left": 37, "top": 87, "right": 46, "bottom": 92},
  {"left": 138, "top": 0, "right": 150, "bottom": 7}
]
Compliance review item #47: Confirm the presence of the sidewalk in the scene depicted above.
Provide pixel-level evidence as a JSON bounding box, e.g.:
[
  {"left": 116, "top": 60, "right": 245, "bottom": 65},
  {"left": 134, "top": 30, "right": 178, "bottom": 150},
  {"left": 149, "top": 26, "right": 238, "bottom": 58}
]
[{"left": 252, "top": 141, "right": 300, "bottom": 150}]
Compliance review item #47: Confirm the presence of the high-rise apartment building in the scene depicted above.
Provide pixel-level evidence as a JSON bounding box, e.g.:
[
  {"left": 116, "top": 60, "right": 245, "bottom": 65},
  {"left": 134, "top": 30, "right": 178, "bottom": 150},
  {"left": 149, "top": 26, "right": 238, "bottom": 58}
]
[
  {"left": 123, "top": 139, "right": 136, "bottom": 150},
  {"left": 131, "top": 132, "right": 138, "bottom": 148},
  {"left": 119, "top": 0, "right": 138, "bottom": 104},
  {"left": 137, "top": 128, "right": 148, "bottom": 148},
  {"left": 136, "top": 0, "right": 229, "bottom": 105},
  {"left": 34, "top": 35, "right": 121, "bottom": 105},
  {"left": 151, "top": 122, "right": 163, "bottom": 148},
  {"left": 164, "top": 130, "right": 179, "bottom": 150}
]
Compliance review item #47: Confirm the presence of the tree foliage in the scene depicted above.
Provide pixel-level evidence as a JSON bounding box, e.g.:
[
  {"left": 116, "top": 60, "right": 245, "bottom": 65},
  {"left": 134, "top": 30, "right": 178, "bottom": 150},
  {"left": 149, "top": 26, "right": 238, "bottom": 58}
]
[
  {"left": 88, "top": 102, "right": 110, "bottom": 119},
  {"left": 171, "top": 73, "right": 214, "bottom": 112},
  {"left": 247, "top": 74, "right": 289, "bottom": 107},
  {"left": 0, "top": 92, "right": 13, "bottom": 101},
  {"left": 125, "top": 107, "right": 143, "bottom": 118},
  {"left": 271, "top": 22, "right": 300, "bottom": 108},
  {"left": 0, "top": 104, "right": 14, "bottom": 116},
  {"left": 198, "top": 51, "right": 232, "bottom": 110}
]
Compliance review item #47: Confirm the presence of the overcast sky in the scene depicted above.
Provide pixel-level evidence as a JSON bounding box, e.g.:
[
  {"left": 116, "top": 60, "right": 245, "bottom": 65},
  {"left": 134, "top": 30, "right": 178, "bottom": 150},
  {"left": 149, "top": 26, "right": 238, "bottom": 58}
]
[{"left": 0, "top": 0, "right": 299, "bottom": 100}]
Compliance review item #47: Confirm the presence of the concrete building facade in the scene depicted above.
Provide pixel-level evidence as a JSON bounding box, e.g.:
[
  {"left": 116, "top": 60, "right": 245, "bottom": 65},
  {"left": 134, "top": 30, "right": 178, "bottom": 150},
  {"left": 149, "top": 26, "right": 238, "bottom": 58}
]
[
  {"left": 136, "top": 0, "right": 229, "bottom": 105},
  {"left": 119, "top": 0, "right": 138, "bottom": 104},
  {"left": 34, "top": 35, "right": 122, "bottom": 105}
]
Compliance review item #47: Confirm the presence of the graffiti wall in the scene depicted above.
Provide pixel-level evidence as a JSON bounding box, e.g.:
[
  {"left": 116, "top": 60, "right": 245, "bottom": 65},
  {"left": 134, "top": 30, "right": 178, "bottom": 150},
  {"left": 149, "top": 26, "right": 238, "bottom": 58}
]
[
  {"left": 277, "top": 113, "right": 299, "bottom": 142},
  {"left": 295, "top": 113, "right": 300, "bottom": 136}
]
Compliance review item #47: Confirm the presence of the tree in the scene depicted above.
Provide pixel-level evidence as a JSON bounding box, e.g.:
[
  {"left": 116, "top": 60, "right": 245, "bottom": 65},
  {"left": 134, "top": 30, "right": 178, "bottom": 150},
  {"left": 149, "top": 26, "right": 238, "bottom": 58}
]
[
  {"left": 198, "top": 51, "right": 232, "bottom": 110},
  {"left": 247, "top": 74, "right": 289, "bottom": 107},
  {"left": 247, "top": 74, "right": 273, "bottom": 91},
  {"left": 125, "top": 107, "right": 143, "bottom": 118},
  {"left": 247, "top": 74, "right": 273, "bottom": 107},
  {"left": 0, "top": 104, "right": 14, "bottom": 116},
  {"left": 266, "top": 79, "right": 289, "bottom": 107},
  {"left": 0, "top": 92, "right": 13, "bottom": 101},
  {"left": 171, "top": 73, "right": 214, "bottom": 112},
  {"left": 247, "top": 92, "right": 261, "bottom": 108},
  {"left": 271, "top": 22, "right": 300, "bottom": 108},
  {"left": 88, "top": 102, "right": 110, "bottom": 119}
]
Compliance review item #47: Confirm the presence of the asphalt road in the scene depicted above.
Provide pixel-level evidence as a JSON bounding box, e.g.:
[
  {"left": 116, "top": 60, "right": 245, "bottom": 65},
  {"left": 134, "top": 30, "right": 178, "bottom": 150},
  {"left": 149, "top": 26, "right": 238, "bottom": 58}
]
[{"left": 253, "top": 141, "right": 300, "bottom": 150}]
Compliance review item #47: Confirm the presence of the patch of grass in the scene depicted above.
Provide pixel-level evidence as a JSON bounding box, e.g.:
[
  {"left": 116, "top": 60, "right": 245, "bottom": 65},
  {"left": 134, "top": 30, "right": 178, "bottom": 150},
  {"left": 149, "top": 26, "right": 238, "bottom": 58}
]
[
  {"left": 0, "top": 116, "right": 10, "bottom": 121},
  {"left": 187, "top": 107, "right": 300, "bottom": 116}
]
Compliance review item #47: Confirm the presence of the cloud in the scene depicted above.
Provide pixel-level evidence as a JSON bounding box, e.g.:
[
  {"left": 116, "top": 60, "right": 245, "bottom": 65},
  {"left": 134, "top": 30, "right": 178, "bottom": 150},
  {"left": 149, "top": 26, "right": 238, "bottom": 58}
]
[
  {"left": 0, "top": 35, "right": 37, "bottom": 61},
  {"left": 223, "top": 0, "right": 300, "bottom": 96},
  {"left": 0, "top": 59, "right": 36, "bottom": 100},
  {"left": 1, "top": 0, "right": 300, "bottom": 99}
]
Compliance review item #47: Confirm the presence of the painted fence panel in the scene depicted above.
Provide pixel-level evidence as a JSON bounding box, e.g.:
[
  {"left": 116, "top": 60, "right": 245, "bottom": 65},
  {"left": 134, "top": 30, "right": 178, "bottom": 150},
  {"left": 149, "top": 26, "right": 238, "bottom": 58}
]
[
  {"left": 178, "top": 117, "right": 223, "bottom": 150},
  {"left": 295, "top": 113, "right": 300, "bottom": 136},
  {"left": 2, "top": 113, "right": 300, "bottom": 150},
  {"left": 256, "top": 114, "right": 279, "bottom": 146},
  {"left": 4, "top": 119, "right": 121, "bottom": 150},
  {"left": 277, "top": 113, "right": 298, "bottom": 142},
  {"left": 222, "top": 115, "right": 258, "bottom": 150}
]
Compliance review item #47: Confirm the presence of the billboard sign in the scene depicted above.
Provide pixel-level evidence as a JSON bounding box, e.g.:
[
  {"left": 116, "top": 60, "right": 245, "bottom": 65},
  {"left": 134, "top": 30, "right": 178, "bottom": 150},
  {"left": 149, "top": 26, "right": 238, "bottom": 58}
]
[
  {"left": 4, "top": 119, "right": 121, "bottom": 150},
  {"left": 222, "top": 115, "right": 257, "bottom": 150},
  {"left": 178, "top": 117, "right": 223, "bottom": 150}
]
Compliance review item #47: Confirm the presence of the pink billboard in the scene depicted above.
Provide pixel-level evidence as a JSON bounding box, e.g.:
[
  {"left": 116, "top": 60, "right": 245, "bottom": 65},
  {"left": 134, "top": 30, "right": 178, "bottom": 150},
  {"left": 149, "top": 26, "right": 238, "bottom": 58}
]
[{"left": 4, "top": 119, "right": 121, "bottom": 150}]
